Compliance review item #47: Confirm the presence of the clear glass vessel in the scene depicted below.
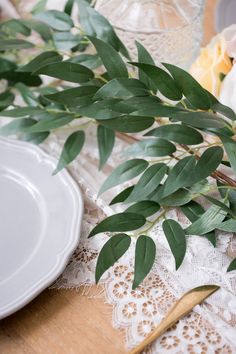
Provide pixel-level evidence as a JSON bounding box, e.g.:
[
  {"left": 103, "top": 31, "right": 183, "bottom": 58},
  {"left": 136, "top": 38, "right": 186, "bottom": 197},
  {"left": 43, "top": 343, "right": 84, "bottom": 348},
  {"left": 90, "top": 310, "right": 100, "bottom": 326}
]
[{"left": 95, "top": 0, "right": 206, "bottom": 69}]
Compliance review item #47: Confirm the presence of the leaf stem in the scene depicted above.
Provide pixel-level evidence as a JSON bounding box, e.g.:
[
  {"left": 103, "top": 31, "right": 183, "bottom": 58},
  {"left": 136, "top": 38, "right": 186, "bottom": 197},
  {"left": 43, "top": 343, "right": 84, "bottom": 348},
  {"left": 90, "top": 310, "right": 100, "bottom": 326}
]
[{"left": 133, "top": 208, "right": 168, "bottom": 237}]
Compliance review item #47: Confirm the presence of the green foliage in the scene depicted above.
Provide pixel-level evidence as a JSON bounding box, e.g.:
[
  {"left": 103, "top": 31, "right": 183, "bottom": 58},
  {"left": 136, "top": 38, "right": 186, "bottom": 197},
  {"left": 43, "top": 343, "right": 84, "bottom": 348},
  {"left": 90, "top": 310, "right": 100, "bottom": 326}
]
[
  {"left": 97, "top": 125, "right": 115, "bottom": 169},
  {"left": 125, "top": 163, "right": 167, "bottom": 203},
  {"left": 162, "top": 219, "right": 186, "bottom": 269},
  {"left": 95, "top": 234, "right": 131, "bottom": 282},
  {"left": 130, "top": 62, "right": 182, "bottom": 101},
  {"left": 160, "top": 156, "right": 196, "bottom": 198},
  {"left": 0, "top": 39, "right": 34, "bottom": 49},
  {"left": 185, "top": 204, "right": 227, "bottom": 235},
  {"left": 194, "top": 146, "right": 224, "bottom": 182},
  {"left": 34, "top": 62, "right": 94, "bottom": 83},
  {"left": 89, "top": 212, "right": 146, "bottom": 237},
  {"left": 163, "top": 63, "right": 211, "bottom": 110},
  {"left": 146, "top": 124, "right": 203, "bottom": 145},
  {"left": 227, "top": 258, "right": 236, "bottom": 272},
  {"left": 54, "top": 131, "right": 85, "bottom": 174},
  {"left": 88, "top": 36, "right": 128, "bottom": 78},
  {"left": 0, "top": 0, "right": 235, "bottom": 288},
  {"left": 35, "top": 10, "right": 74, "bottom": 31},
  {"left": 99, "top": 159, "right": 148, "bottom": 195},
  {"left": 133, "top": 235, "right": 156, "bottom": 289},
  {"left": 109, "top": 186, "right": 134, "bottom": 205},
  {"left": 125, "top": 201, "right": 160, "bottom": 217},
  {"left": 124, "top": 138, "right": 176, "bottom": 157}
]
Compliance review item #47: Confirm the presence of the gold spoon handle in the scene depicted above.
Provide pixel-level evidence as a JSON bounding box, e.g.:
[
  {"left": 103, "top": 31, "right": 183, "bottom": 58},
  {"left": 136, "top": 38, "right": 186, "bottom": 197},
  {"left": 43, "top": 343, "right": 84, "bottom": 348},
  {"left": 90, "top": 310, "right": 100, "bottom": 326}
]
[{"left": 129, "top": 285, "right": 220, "bottom": 354}]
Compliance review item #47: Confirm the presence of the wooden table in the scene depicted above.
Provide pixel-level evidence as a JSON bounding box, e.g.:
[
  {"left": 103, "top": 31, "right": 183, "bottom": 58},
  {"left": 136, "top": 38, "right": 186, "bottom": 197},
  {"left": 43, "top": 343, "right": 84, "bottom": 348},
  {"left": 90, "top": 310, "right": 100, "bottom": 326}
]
[{"left": 0, "top": 1, "right": 217, "bottom": 353}]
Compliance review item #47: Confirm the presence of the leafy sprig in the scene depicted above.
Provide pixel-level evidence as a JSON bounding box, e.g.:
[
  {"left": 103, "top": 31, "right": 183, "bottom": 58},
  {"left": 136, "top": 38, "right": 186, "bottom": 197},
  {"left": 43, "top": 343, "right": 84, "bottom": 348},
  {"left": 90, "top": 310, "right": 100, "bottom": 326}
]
[{"left": 1, "top": 0, "right": 236, "bottom": 288}]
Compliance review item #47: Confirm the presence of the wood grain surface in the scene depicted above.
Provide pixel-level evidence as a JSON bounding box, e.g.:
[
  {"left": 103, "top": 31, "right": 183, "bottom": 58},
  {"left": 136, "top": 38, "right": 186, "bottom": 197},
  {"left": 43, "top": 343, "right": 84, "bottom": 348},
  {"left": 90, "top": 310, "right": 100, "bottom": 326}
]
[{"left": 0, "top": 1, "right": 217, "bottom": 353}]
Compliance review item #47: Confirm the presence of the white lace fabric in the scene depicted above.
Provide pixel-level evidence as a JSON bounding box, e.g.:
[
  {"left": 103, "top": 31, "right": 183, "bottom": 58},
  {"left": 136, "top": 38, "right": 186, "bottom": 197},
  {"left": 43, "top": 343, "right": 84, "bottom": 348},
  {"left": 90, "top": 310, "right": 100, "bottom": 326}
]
[{"left": 42, "top": 126, "right": 236, "bottom": 353}]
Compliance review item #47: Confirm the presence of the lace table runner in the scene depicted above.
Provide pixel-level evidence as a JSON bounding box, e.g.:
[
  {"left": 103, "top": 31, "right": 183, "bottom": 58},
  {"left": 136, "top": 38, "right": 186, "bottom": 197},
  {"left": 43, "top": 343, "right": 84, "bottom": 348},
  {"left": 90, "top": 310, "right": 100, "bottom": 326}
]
[{"left": 40, "top": 126, "right": 236, "bottom": 354}]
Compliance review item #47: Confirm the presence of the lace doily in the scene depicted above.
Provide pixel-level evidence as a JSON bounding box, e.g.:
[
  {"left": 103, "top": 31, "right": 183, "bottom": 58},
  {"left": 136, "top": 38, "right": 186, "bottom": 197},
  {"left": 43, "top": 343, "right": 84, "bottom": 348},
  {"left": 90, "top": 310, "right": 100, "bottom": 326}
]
[{"left": 39, "top": 125, "right": 236, "bottom": 353}]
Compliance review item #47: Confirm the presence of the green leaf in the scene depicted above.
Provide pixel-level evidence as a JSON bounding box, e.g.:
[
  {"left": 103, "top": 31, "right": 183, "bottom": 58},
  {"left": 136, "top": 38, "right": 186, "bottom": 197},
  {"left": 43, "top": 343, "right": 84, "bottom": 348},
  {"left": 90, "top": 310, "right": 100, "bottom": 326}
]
[
  {"left": 25, "top": 113, "right": 74, "bottom": 133},
  {"left": 227, "top": 258, "right": 236, "bottom": 272},
  {"left": 31, "top": 0, "right": 47, "bottom": 14},
  {"left": 75, "top": 99, "right": 124, "bottom": 120},
  {"left": 1, "top": 19, "right": 31, "bottom": 36},
  {"left": 0, "top": 107, "right": 43, "bottom": 118},
  {"left": 97, "top": 125, "right": 115, "bottom": 169},
  {"left": 218, "top": 184, "right": 236, "bottom": 215},
  {"left": 67, "top": 54, "right": 101, "bottom": 70},
  {"left": 0, "top": 58, "right": 16, "bottom": 74},
  {"left": 124, "top": 138, "right": 176, "bottom": 157},
  {"left": 146, "top": 124, "right": 203, "bottom": 145},
  {"left": 220, "top": 136, "right": 236, "bottom": 175},
  {"left": 126, "top": 163, "right": 167, "bottom": 203},
  {"left": 99, "top": 116, "right": 154, "bottom": 133},
  {"left": 34, "top": 62, "right": 94, "bottom": 83},
  {"left": 45, "top": 86, "right": 98, "bottom": 107},
  {"left": 136, "top": 41, "right": 156, "bottom": 92},
  {"left": 181, "top": 200, "right": 216, "bottom": 246},
  {"left": 194, "top": 146, "right": 223, "bottom": 182},
  {"left": 185, "top": 204, "right": 227, "bottom": 235},
  {"left": 15, "top": 83, "right": 38, "bottom": 107},
  {"left": 160, "top": 189, "right": 192, "bottom": 207},
  {"left": 35, "top": 10, "right": 74, "bottom": 31},
  {"left": 161, "top": 156, "right": 196, "bottom": 198},
  {"left": 171, "top": 111, "right": 227, "bottom": 129},
  {"left": 212, "top": 102, "right": 236, "bottom": 121},
  {"left": 181, "top": 201, "right": 205, "bottom": 222},
  {"left": 0, "top": 70, "right": 42, "bottom": 87},
  {"left": 0, "top": 91, "right": 14, "bottom": 110},
  {"left": 216, "top": 219, "right": 236, "bottom": 232},
  {"left": 116, "top": 96, "right": 183, "bottom": 117},
  {"left": 207, "top": 91, "right": 236, "bottom": 121},
  {"left": 53, "top": 32, "right": 81, "bottom": 51},
  {"left": 94, "top": 78, "right": 149, "bottom": 100},
  {"left": 201, "top": 194, "right": 235, "bottom": 217},
  {"left": 21, "top": 131, "right": 50, "bottom": 145},
  {"left": 88, "top": 36, "right": 128, "bottom": 78},
  {"left": 133, "top": 235, "right": 156, "bottom": 289},
  {"left": 0, "top": 118, "right": 36, "bottom": 136},
  {"left": 162, "top": 219, "right": 186, "bottom": 269},
  {"left": 18, "top": 52, "right": 62, "bottom": 73},
  {"left": 0, "top": 39, "right": 34, "bottom": 49},
  {"left": 163, "top": 63, "right": 211, "bottom": 110},
  {"left": 125, "top": 201, "right": 160, "bottom": 217},
  {"left": 21, "top": 19, "right": 52, "bottom": 41},
  {"left": 130, "top": 62, "right": 182, "bottom": 101},
  {"left": 89, "top": 212, "right": 146, "bottom": 237},
  {"left": 64, "top": 0, "right": 74, "bottom": 15},
  {"left": 54, "top": 131, "right": 85, "bottom": 174},
  {"left": 76, "top": 0, "right": 125, "bottom": 53},
  {"left": 99, "top": 159, "right": 148, "bottom": 195},
  {"left": 109, "top": 186, "right": 134, "bottom": 205},
  {"left": 95, "top": 234, "right": 131, "bottom": 283}
]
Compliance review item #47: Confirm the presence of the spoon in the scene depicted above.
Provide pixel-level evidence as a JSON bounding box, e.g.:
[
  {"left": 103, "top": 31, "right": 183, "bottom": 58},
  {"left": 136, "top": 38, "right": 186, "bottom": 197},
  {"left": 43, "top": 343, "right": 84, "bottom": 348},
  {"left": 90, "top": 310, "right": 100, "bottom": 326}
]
[{"left": 129, "top": 284, "right": 220, "bottom": 354}]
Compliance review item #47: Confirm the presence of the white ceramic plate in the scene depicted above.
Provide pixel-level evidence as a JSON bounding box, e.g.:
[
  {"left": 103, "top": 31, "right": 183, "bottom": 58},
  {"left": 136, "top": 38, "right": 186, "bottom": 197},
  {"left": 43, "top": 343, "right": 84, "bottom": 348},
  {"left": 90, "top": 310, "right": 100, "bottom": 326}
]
[{"left": 0, "top": 137, "right": 83, "bottom": 319}]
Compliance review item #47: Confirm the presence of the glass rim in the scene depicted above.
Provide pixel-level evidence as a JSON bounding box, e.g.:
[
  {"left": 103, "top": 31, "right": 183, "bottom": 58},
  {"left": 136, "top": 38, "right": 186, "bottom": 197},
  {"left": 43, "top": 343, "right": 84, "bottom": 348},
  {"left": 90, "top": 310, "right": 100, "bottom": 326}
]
[{"left": 112, "top": 6, "right": 205, "bottom": 35}]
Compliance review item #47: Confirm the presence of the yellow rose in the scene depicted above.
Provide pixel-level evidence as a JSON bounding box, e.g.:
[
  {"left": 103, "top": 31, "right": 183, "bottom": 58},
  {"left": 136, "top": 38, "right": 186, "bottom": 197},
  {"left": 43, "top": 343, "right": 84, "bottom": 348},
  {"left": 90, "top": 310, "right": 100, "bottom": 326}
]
[{"left": 190, "top": 36, "right": 232, "bottom": 97}]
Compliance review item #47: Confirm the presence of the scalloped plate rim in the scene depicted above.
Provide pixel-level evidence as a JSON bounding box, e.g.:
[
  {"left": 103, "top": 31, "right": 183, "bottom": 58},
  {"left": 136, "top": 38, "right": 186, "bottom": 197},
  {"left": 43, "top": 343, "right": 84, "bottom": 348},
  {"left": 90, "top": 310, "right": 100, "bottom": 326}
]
[{"left": 0, "top": 137, "right": 83, "bottom": 319}]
